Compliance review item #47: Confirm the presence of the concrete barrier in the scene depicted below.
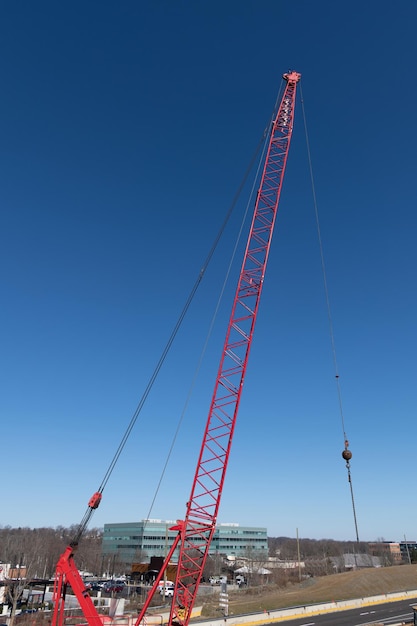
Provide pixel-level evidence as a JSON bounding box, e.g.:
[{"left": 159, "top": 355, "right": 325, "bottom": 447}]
[{"left": 186, "top": 588, "right": 417, "bottom": 626}]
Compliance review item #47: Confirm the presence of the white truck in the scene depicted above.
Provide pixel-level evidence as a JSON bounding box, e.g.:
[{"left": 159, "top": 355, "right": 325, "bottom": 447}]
[{"left": 159, "top": 581, "right": 175, "bottom": 597}]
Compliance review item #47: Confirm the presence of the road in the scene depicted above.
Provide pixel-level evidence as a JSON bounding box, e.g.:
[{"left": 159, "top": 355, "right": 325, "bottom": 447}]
[{"left": 261, "top": 597, "right": 416, "bottom": 626}]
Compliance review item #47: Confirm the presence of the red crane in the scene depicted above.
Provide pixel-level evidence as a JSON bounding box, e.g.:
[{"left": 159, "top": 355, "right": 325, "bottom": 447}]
[
  {"left": 51, "top": 69, "right": 300, "bottom": 626},
  {"left": 137, "top": 69, "right": 301, "bottom": 626}
]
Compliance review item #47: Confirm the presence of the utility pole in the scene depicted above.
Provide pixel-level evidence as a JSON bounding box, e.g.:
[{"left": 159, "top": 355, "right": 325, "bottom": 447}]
[
  {"left": 296, "top": 528, "right": 302, "bottom": 583},
  {"left": 404, "top": 534, "right": 412, "bottom": 565}
]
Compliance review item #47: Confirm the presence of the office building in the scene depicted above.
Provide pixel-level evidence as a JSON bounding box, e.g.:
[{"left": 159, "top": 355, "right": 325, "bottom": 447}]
[{"left": 102, "top": 519, "right": 268, "bottom": 567}]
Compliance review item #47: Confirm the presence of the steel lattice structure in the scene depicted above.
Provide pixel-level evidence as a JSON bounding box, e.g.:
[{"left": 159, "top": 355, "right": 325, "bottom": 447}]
[{"left": 165, "top": 70, "right": 301, "bottom": 626}]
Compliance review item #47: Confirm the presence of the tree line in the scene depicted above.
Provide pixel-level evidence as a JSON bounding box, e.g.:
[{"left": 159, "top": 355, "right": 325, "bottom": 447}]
[
  {"left": 1, "top": 525, "right": 406, "bottom": 579},
  {"left": 0, "top": 526, "right": 103, "bottom": 579},
  {"left": 268, "top": 536, "right": 371, "bottom": 560}
]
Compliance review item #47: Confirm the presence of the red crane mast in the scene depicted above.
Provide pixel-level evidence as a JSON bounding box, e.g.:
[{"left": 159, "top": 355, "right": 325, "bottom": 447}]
[{"left": 148, "top": 69, "right": 301, "bottom": 626}]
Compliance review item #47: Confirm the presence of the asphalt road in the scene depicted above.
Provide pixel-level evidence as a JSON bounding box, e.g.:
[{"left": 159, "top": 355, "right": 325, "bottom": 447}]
[{"left": 261, "top": 598, "right": 416, "bottom": 626}]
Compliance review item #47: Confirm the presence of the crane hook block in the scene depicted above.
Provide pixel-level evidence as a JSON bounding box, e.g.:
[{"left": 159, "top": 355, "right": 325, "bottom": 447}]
[
  {"left": 88, "top": 492, "right": 102, "bottom": 509},
  {"left": 342, "top": 449, "right": 352, "bottom": 462}
]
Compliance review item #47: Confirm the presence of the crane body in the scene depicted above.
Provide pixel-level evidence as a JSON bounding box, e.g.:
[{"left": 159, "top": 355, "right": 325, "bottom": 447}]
[{"left": 51, "top": 69, "right": 300, "bottom": 626}]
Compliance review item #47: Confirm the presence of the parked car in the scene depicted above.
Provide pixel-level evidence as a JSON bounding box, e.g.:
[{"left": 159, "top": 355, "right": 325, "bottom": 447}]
[
  {"left": 103, "top": 580, "right": 125, "bottom": 593},
  {"left": 209, "top": 576, "right": 219, "bottom": 584},
  {"left": 209, "top": 575, "right": 227, "bottom": 585}
]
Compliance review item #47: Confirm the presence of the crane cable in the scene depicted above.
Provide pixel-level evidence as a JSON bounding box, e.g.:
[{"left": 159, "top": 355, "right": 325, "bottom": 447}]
[
  {"left": 71, "top": 89, "right": 285, "bottom": 545},
  {"left": 299, "top": 84, "right": 360, "bottom": 545},
  {"left": 142, "top": 86, "right": 284, "bottom": 526}
]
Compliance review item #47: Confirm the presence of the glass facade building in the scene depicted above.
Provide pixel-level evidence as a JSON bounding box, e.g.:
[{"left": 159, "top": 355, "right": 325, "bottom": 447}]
[{"left": 102, "top": 519, "right": 268, "bottom": 566}]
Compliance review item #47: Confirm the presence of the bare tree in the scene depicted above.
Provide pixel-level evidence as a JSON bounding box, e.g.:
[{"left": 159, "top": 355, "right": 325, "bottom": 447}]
[
  {"left": 0, "top": 525, "right": 103, "bottom": 625},
  {"left": 5, "top": 530, "right": 46, "bottom": 626},
  {"left": 240, "top": 546, "right": 269, "bottom": 587}
]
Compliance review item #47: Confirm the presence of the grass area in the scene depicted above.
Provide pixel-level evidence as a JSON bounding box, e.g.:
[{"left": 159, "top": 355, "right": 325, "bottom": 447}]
[{"left": 202, "top": 564, "right": 417, "bottom": 616}]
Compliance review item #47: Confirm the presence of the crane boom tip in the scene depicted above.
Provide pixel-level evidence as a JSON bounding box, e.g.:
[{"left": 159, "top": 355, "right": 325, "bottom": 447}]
[{"left": 283, "top": 70, "right": 301, "bottom": 83}]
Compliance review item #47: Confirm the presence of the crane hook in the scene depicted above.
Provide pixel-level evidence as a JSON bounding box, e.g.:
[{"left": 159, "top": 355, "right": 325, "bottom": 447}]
[{"left": 342, "top": 439, "right": 352, "bottom": 466}]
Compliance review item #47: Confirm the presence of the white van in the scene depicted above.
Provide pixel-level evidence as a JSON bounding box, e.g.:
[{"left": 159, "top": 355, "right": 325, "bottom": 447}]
[
  {"left": 157, "top": 580, "right": 174, "bottom": 590},
  {"left": 159, "top": 582, "right": 175, "bottom": 597}
]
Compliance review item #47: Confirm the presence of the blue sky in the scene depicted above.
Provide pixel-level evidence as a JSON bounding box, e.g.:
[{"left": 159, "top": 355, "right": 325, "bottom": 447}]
[{"left": 1, "top": 1, "right": 416, "bottom": 544}]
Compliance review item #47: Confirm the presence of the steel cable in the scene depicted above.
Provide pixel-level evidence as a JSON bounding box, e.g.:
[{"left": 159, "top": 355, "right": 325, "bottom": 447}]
[
  {"left": 72, "top": 82, "right": 286, "bottom": 541},
  {"left": 300, "top": 83, "right": 360, "bottom": 544}
]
